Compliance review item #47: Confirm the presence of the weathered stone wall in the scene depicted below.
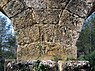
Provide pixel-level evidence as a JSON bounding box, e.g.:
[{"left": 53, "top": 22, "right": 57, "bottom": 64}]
[{"left": 0, "top": 0, "right": 93, "bottom": 60}]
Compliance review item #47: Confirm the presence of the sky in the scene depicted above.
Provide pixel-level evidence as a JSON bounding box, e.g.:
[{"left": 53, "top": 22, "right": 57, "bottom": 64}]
[
  {"left": 82, "top": 11, "right": 95, "bottom": 29},
  {"left": 0, "top": 11, "right": 14, "bottom": 35},
  {"left": 0, "top": 11, "right": 15, "bottom": 51}
]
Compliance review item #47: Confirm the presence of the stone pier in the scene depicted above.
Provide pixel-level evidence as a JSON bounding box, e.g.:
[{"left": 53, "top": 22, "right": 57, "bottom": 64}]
[{"left": 0, "top": 0, "right": 94, "bottom": 61}]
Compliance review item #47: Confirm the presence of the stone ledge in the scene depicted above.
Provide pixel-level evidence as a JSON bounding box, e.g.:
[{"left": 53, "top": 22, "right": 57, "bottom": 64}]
[{"left": 5, "top": 60, "right": 91, "bottom": 71}]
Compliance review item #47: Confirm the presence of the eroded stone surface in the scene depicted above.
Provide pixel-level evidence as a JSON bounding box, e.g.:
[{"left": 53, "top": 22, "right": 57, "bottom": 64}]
[
  {"left": 58, "top": 61, "right": 91, "bottom": 71},
  {"left": 5, "top": 60, "right": 91, "bottom": 71},
  {"left": 0, "top": 0, "right": 94, "bottom": 61},
  {"left": 59, "top": 10, "right": 84, "bottom": 46},
  {"left": 17, "top": 42, "right": 66, "bottom": 60},
  {"left": 17, "top": 25, "right": 39, "bottom": 45},
  {"left": 24, "top": 0, "right": 70, "bottom": 9},
  {"left": 13, "top": 9, "right": 35, "bottom": 30},
  {"left": 32, "top": 9, "right": 61, "bottom": 24},
  {"left": 24, "top": 0, "right": 47, "bottom": 9},
  {"left": 66, "top": 0, "right": 90, "bottom": 18},
  {"left": 46, "top": 0, "right": 70, "bottom": 9},
  {"left": 3, "top": 0, "right": 25, "bottom": 17}
]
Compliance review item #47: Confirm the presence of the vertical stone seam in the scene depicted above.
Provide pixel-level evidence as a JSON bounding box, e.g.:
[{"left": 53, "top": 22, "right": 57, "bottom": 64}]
[
  {"left": 64, "top": 0, "right": 73, "bottom": 10},
  {"left": 38, "top": 25, "right": 41, "bottom": 42}
]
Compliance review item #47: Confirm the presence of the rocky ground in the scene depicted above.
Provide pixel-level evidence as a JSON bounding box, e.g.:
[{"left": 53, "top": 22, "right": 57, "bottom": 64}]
[{"left": 5, "top": 60, "right": 91, "bottom": 71}]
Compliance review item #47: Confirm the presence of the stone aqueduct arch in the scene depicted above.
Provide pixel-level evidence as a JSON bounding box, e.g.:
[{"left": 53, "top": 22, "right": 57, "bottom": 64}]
[{"left": 0, "top": 0, "right": 94, "bottom": 60}]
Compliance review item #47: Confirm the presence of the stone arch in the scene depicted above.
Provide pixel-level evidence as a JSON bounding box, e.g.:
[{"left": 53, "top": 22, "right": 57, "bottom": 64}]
[{"left": 0, "top": 0, "right": 95, "bottom": 61}]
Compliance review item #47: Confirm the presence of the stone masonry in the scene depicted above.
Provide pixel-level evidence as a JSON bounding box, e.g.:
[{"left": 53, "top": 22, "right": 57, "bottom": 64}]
[
  {"left": 5, "top": 60, "right": 91, "bottom": 71},
  {"left": 0, "top": 0, "right": 94, "bottom": 61}
]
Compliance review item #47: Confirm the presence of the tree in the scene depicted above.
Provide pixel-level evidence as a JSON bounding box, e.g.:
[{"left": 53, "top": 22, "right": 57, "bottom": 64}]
[
  {"left": 77, "top": 12, "right": 95, "bottom": 56},
  {"left": 77, "top": 12, "right": 95, "bottom": 71},
  {"left": 0, "top": 11, "right": 17, "bottom": 59}
]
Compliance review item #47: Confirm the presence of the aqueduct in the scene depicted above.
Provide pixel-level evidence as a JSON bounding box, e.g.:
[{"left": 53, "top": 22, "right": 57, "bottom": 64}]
[{"left": 0, "top": 0, "right": 94, "bottom": 61}]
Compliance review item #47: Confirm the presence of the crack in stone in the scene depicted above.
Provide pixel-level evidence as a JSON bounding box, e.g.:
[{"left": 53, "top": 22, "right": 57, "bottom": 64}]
[
  {"left": 58, "top": 0, "right": 73, "bottom": 25},
  {"left": 9, "top": 7, "right": 28, "bottom": 19},
  {"left": 19, "top": 0, "right": 27, "bottom": 9},
  {"left": 6, "top": 0, "right": 28, "bottom": 19},
  {"left": 16, "top": 23, "right": 38, "bottom": 30}
]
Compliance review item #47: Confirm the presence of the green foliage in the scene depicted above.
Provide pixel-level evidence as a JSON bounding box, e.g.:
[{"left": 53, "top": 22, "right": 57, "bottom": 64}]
[
  {"left": 35, "top": 42, "right": 45, "bottom": 59},
  {"left": 0, "top": 13, "right": 17, "bottom": 59},
  {"left": 76, "top": 25, "right": 90, "bottom": 55},
  {"left": 77, "top": 13, "right": 95, "bottom": 71},
  {"left": 33, "top": 60, "right": 51, "bottom": 71},
  {"left": 2, "top": 48, "right": 16, "bottom": 59},
  {"left": 78, "top": 51, "right": 95, "bottom": 71},
  {"left": 76, "top": 12, "right": 95, "bottom": 56}
]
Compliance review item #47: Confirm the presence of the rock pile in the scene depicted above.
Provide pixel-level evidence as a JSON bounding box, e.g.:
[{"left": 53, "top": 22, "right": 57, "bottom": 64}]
[
  {"left": 5, "top": 60, "right": 91, "bottom": 71},
  {"left": 62, "top": 61, "right": 91, "bottom": 71}
]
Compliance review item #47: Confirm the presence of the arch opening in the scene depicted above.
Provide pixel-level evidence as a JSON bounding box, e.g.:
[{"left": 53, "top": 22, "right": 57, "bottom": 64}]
[
  {"left": 76, "top": 10, "right": 95, "bottom": 70},
  {"left": 0, "top": 10, "right": 17, "bottom": 59}
]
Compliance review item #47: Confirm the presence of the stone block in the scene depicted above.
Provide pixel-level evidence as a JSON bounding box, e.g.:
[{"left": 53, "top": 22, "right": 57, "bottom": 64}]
[
  {"left": 24, "top": 0, "right": 47, "bottom": 9},
  {"left": 58, "top": 10, "right": 84, "bottom": 46},
  {"left": 66, "top": 0, "right": 89, "bottom": 18},
  {"left": 32, "top": 9, "right": 61, "bottom": 24},
  {"left": 3, "top": 0, "right": 24, "bottom": 17},
  {"left": 44, "top": 9, "right": 61, "bottom": 24},
  {"left": 24, "top": 0, "right": 70, "bottom": 10},
  {"left": 32, "top": 9, "right": 46, "bottom": 23},
  {"left": 5, "top": 60, "right": 91, "bottom": 71},
  {"left": 17, "top": 42, "right": 66, "bottom": 61},
  {"left": 58, "top": 61, "right": 91, "bottom": 71},
  {"left": 17, "top": 24, "right": 39, "bottom": 45},
  {"left": 63, "top": 61, "right": 91, "bottom": 71},
  {"left": 13, "top": 9, "right": 35, "bottom": 30},
  {"left": 46, "top": 0, "right": 70, "bottom": 9},
  {"left": 39, "top": 24, "right": 67, "bottom": 43},
  {"left": 39, "top": 24, "right": 56, "bottom": 42},
  {"left": 59, "top": 10, "right": 84, "bottom": 28},
  {"left": 5, "top": 60, "right": 58, "bottom": 71}
]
